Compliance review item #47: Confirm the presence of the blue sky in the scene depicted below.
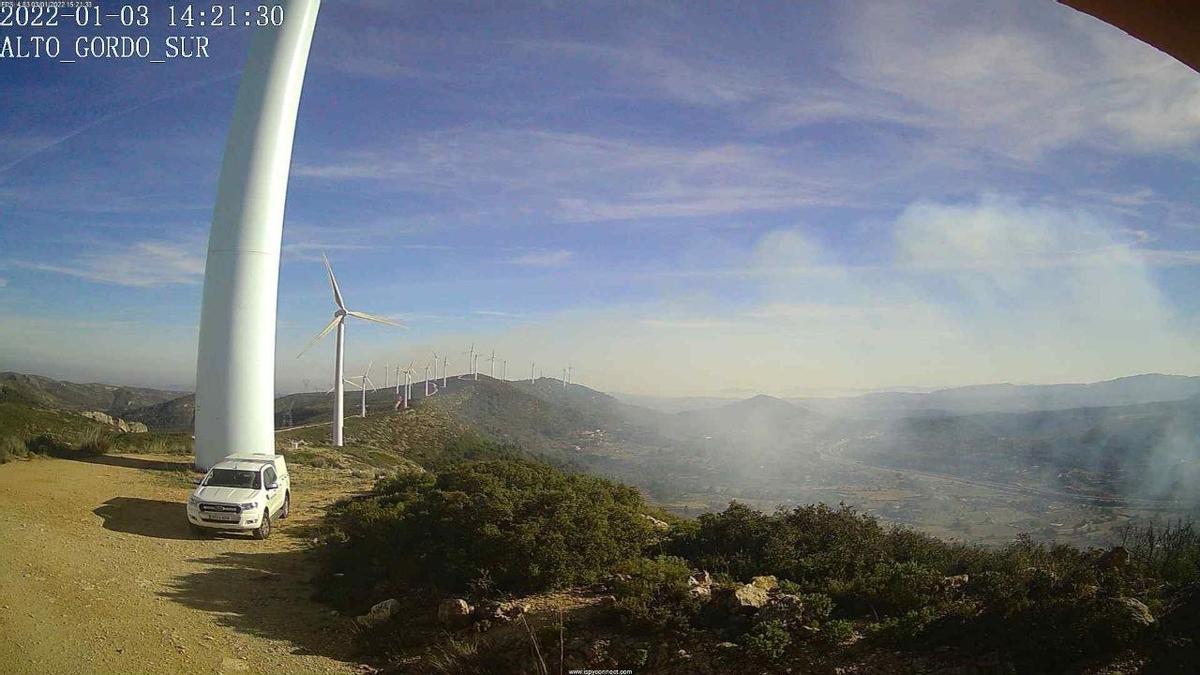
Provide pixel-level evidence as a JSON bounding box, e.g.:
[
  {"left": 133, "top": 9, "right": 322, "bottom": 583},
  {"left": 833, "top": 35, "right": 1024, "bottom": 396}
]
[{"left": 1, "top": 0, "right": 1198, "bottom": 396}]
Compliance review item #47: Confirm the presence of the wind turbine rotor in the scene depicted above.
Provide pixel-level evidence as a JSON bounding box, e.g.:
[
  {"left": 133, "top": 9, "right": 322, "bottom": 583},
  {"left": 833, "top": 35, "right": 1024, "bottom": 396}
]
[
  {"left": 346, "top": 309, "right": 405, "bottom": 327},
  {"left": 297, "top": 314, "right": 342, "bottom": 358},
  {"left": 322, "top": 252, "right": 346, "bottom": 310}
]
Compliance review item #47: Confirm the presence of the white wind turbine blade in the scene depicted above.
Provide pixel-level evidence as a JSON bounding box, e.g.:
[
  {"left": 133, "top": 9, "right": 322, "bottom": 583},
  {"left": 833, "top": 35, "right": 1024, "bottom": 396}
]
[
  {"left": 345, "top": 310, "right": 405, "bottom": 327},
  {"left": 322, "top": 252, "right": 346, "bottom": 310},
  {"left": 297, "top": 315, "right": 341, "bottom": 358}
]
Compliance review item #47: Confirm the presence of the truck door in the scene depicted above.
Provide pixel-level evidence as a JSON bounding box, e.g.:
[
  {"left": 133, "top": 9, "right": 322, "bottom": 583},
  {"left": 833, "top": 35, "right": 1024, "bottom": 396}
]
[{"left": 263, "top": 466, "right": 281, "bottom": 512}]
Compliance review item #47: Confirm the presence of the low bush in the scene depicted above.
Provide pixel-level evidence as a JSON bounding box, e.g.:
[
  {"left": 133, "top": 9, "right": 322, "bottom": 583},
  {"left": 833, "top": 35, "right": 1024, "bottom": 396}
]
[
  {"left": 323, "top": 458, "right": 658, "bottom": 606},
  {"left": 77, "top": 428, "right": 111, "bottom": 456},
  {"left": 745, "top": 618, "right": 791, "bottom": 660},
  {"left": 0, "top": 435, "right": 29, "bottom": 463},
  {"left": 610, "top": 555, "right": 700, "bottom": 632}
]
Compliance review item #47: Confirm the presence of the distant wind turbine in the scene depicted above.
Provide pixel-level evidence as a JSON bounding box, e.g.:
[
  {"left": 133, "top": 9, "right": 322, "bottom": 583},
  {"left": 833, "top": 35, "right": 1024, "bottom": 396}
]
[
  {"left": 424, "top": 363, "right": 433, "bottom": 396},
  {"left": 297, "top": 254, "right": 403, "bottom": 446},
  {"left": 441, "top": 354, "right": 449, "bottom": 387},
  {"left": 530, "top": 361, "right": 535, "bottom": 384},
  {"left": 351, "top": 362, "right": 375, "bottom": 417},
  {"left": 487, "top": 349, "right": 497, "bottom": 378},
  {"left": 464, "top": 343, "right": 476, "bottom": 380},
  {"left": 401, "top": 361, "right": 415, "bottom": 408},
  {"left": 501, "top": 359, "right": 507, "bottom": 381}
]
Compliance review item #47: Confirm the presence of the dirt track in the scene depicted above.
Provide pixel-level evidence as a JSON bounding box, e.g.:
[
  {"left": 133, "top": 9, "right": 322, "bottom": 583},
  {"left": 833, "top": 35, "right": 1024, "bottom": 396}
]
[{"left": 0, "top": 454, "right": 372, "bottom": 674}]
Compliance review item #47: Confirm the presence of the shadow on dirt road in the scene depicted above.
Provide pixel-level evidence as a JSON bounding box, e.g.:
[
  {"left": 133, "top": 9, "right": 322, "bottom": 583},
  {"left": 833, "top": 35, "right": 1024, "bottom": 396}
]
[
  {"left": 94, "top": 497, "right": 198, "bottom": 540},
  {"left": 160, "top": 548, "right": 356, "bottom": 662}
]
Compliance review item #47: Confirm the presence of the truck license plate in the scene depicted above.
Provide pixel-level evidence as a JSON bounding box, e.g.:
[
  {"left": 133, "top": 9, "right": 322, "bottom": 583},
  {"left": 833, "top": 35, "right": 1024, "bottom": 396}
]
[{"left": 209, "top": 513, "right": 239, "bottom": 522}]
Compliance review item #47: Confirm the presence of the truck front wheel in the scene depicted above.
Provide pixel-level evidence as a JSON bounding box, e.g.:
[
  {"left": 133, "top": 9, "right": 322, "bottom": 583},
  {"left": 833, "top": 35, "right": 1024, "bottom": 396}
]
[{"left": 253, "top": 510, "right": 271, "bottom": 540}]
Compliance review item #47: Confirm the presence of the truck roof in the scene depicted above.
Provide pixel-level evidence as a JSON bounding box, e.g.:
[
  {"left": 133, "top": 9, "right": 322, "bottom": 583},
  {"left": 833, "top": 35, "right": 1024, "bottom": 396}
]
[{"left": 213, "top": 454, "right": 283, "bottom": 470}]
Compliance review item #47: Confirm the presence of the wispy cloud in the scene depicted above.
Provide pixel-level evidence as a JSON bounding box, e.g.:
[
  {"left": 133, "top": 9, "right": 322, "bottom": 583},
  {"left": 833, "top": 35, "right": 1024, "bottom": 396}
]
[
  {"left": 505, "top": 249, "right": 573, "bottom": 267},
  {"left": 295, "top": 129, "right": 840, "bottom": 222},
  {"left": 14, "top": 240, "right": 206, "bottom": 287},
  {"left": 282, "top": 242, "right": 372, "bottom": 262},
  {"left": 837, "top": 1, "right": 1200, "bottom": 159},
  {"left": 0, "top": 277, "right": 8, "bottom": 288}
]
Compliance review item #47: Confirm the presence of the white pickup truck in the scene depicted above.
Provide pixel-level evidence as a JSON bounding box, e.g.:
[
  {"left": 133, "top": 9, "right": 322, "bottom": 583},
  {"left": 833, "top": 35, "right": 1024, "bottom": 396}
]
[{"left": 186, "top": 454, "right": 291, "bottom": 539}]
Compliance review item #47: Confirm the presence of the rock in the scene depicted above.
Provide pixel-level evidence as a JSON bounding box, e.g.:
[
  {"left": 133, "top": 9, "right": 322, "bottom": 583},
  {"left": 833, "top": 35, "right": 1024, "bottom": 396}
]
[
  {"left": 438, "top": 598, "right": 474, "bottom": 625},
  {"left": 717, "top": 641, "right": 739, "bottom": 649},
  {"left": 719, "top": 582, "right": 770, "bottom": 612},
  {"left": 219, "top": 656, "right": 249, "bottom": 672},
  {"left": 506, "top": 602, "right": 530, "bottom": 616},
  {"left": 942, "top": 574, "right": 970, "bottom": 591},
  {"left": 688, "top": 570, "right": 713, "bottom": 600},
  {"left": 79, "top": 411, "right": 147, "bottom": 433},
  {"left": 750, "top": 575, "right": 779, "bottom": 592},
  {"left": 355, "top": 598, "right": 400, "bottom": 628},
  {"left": 1101, "top": 597, "right": 1155, "bottom": 629},
  {"left": 474, "top": 600, "right": 505, "bottom": 620},
  {"left": 757, "top": 593, "right": 806, "bottom": 626},
  {"left": 641, "top": 514, "right": 670, "bottom": 530}
]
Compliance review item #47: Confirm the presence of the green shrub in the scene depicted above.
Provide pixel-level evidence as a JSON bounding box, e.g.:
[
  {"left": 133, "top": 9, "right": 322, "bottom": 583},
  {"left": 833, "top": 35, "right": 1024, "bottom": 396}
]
[
  {"left": 610, "top": 555, "right": 700, "bottom": 632},
  {"left": 323, "top": 459, "right": 658, "bottom": 606},
  {"left": 0, "top": 435, "right": 29, "bottom": 463},
  {"left": 77, "top": 428, "right": 111, "bottom": 457},
  {"left": 745, "top": 618, "right": 791, "bottom": 660},
  {"left": 839, "top": 561, "right": 944, "bottom": 616},
  {"left": 816, "top": 618, "right": 855, "bottom": 647},
  {"left": 24, "top": 433, "right": 70, "bottom": 457},
  {"left": 869, "top": 606, "right": 939, "bottom": 644}
]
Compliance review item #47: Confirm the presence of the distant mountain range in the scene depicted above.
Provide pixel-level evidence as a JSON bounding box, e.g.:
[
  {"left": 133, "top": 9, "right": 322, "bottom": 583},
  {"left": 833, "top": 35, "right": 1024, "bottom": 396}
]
[
  {"left": 0, "top": 372, "right": 185, "bottom": 416},
  {"left": 618, "top": 373, "right": 1200, "bottom": 417}
]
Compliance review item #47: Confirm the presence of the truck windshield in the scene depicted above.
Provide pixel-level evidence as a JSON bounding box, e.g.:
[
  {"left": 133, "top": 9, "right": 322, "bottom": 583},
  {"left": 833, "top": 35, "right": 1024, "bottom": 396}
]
[{"left": 205, "top": 469, "right": 261, "bottom": 489}]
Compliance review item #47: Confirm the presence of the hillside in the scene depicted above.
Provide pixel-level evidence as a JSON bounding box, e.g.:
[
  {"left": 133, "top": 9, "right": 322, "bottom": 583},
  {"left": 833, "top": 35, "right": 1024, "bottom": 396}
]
[{"left": 0, "top": 372, "right": 184, "bottom": 415}]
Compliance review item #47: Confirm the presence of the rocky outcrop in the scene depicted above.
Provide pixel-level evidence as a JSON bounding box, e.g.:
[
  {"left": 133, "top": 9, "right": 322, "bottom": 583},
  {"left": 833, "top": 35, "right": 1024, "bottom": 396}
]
[
  {"left": 438, "top": 598, "right": 474, "bottom": 625},
  {"left": 719, "top": 581, "right": 771, "bottom": 612},
  {"left": 80, "top": 411, "right": 148, "bottom": 433},
  {"left": 641, "top": 514, "right": 670, "bottom": 530},
  {"left": 355, "top": 598, "right": 400, "bottom": 628},
  {"left": 1100, "top": 596, "right": 1155, "bottom": 629},
  {"left": 688, "top": 571, "right": 713, "bottom": 600}
]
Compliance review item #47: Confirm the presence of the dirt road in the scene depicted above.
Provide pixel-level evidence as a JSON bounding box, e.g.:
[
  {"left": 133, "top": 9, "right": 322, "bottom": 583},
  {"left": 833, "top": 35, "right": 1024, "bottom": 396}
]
[{"left": 0, "top": 454, "right": 373, "bottom": 674}]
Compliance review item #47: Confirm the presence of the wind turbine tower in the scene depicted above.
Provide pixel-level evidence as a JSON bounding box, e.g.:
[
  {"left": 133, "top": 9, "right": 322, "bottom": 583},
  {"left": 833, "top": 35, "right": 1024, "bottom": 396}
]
[
  {"left": 487, "top": 350, "right": 497, "bottom": 378},
  {"left": 194, "top": 0, "right": 322, "bottom": 470},
  {"left": 355, "top": 362, "right": 374, "bottom": 417},
  {"left": 401, "top": 361, "right": 415, "bottom": 408},
  {"left": 441, "top": 354, "right": 449, "bottom": 387},
  {"left": 297, "top": 255, "right": 403, "bottom": 447},
  {"left": 530, "top": 361, "right": 535, "bottom": 384},
  {"left": 464, "top": 344, "right": 476, "bottom": 380},
  {"left": 501, "top": 359, "right": 507, "bottom": 381},
  {"left": 424, "top": 363, "right": 433, "bottom": 396}
]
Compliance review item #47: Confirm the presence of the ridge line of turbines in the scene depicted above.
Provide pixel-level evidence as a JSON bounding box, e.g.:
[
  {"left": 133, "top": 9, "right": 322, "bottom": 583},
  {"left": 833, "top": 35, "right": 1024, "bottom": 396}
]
[{"left": 296, "top": 254, "right": 577, "bottom": 447}]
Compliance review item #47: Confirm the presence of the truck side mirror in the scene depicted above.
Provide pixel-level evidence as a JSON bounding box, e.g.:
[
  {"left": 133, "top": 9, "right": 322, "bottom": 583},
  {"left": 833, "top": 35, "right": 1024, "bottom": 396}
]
[
  {"left": 191, "top": 478, "right": 203, "bottom": 486},
  {"left": 266, "top": 482, "right": 278, "bottom": 490}
]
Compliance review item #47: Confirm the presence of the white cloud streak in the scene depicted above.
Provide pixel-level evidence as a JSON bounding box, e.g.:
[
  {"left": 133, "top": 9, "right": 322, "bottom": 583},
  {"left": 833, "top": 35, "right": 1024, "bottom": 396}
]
[{"left": 14, "top": 240, "right": 206, "bottom": 287}]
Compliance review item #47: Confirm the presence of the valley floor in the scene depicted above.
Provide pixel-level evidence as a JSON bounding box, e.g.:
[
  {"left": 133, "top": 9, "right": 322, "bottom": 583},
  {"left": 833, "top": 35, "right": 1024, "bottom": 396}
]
[{"left": 0, "top": 454, "right": 373, "bottom": 674}]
